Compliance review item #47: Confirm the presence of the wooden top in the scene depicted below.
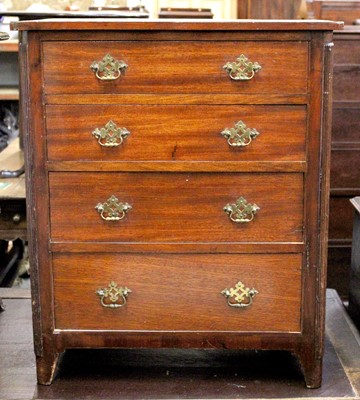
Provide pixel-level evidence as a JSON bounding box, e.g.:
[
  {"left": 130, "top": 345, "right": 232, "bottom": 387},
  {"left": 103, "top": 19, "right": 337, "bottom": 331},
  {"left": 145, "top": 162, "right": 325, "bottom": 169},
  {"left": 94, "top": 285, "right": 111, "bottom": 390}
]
[{"left": 13, "top": 19, "right": 343, "bottom": 31}]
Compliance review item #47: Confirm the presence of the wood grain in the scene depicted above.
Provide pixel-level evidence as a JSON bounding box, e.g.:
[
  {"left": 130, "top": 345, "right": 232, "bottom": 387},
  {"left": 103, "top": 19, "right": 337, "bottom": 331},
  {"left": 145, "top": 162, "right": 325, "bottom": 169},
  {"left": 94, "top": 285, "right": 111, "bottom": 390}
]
[
  {"left": 46, "top": 105, "right": 306, "bottom": 163},
  {"left": 328, "top": 30, "right": 360, "bottom": 299},
  {"left": 13, "top": 19, "right": 342, "bottom": 31},
  {"left": 333, "top": 36, "right": 360, "bottom": 64},
  {"left": 42, "top": 41, "right": 309, "bottom": 95},
  {"left": 331, "top": 149, "right": 360, "bottom": 189},
  {"left": 333, "top": 65, "right": 360, "bottom": 101},
  {"left": 53, "top": 252, "right": 302, "bottom": 332},
  {"left": 332, "top": 105, "right": 360, "bottom": 143},
  {"left": 49, "top": 172, "right": 304, "bottom": 243},
  {"left": 17, "top": 23, "right": 335, "bottom": 386}
]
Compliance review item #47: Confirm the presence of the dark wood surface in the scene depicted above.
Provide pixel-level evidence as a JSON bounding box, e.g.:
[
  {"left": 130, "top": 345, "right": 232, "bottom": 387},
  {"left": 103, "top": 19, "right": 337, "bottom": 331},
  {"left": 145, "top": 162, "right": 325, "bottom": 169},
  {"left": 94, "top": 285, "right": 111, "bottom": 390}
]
[
  {"left": 53, "top": 253, "right": 302, "bottom": 332},
  {"left": 0, "top": 290, "right": 358, "bottom": 399},
  {"left": 237, "top": 0, "right": 304, "bottom": 19},
  {"left": 13, "top": 19, "right": 343, "bottom": 31},
  {"left": 49, "top": 172, "right": 304, "bottom": 243},
  {"left": 15, "top": 20, "right": 336, "bottom": 388},
  {"left": 309, "top": 0, "right": 360, "bottom": 24},
  {"left": 42, "top": 40, "right": 308, "bottom": 95},
  {"left": 327, "top": 28, "right": 360, "bottom": 299},
  {"left": 46, "top": 105, "right": 306, "bottom": 162}
]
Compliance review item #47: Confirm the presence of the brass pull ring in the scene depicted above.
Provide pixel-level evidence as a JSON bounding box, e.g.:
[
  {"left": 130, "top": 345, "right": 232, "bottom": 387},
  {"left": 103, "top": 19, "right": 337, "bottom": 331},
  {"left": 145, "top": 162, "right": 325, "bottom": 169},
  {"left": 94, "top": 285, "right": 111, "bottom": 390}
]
[
  {"left": 90, "top": 53, "right": 128, "bottom": 81},
  {"left": 221, "top": 281, "right": 258, "bottom": 308},
  {"left": 95, "top": 195, "right": 132, "bottom": 221},
  {"left": 92, "top": 120, "right": 130, "bottom": 147},
  {"left": 221, "top": 120, "right": 260, "bottom": 147},
  {"left": 223, "top": 196, "right": 260, "bottom": 223},
  {"left": 96, "top": 281, "right": 131, "bottom": 308},
  {"left": 223, "top": 54, "right": 261, "bottom": 81}
]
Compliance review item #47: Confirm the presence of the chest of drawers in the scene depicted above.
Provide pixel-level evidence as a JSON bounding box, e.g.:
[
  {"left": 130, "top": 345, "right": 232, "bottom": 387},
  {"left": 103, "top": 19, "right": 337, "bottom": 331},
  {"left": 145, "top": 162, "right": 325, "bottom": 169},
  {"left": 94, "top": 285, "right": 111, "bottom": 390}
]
[{"left": 14, "top": 19, "right": 340, "bottom": 388}]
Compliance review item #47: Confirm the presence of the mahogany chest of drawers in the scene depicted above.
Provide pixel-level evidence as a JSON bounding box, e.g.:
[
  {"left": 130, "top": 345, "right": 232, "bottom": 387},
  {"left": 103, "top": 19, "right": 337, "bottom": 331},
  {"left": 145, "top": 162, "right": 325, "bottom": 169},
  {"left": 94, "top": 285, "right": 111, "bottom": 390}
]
[{"left": 15, "top": 19, "right": 340, "bottom": 388}]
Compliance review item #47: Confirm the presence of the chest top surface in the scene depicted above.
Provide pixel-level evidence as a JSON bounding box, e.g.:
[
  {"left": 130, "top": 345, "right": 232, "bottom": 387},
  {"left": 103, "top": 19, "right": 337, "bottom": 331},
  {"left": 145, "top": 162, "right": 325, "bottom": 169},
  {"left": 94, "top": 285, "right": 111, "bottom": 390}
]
[{"left": 13, "top": 18, "right": 342, "bottom": 31}]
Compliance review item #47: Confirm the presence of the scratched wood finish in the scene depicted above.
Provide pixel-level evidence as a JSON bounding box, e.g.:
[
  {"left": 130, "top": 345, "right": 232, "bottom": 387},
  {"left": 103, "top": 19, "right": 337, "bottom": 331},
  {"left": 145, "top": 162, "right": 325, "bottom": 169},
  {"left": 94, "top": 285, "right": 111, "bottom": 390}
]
[
  {"left": 15, "top": 20, "right": 336, "bottom": 387},
  {"left": 49, "top": 172, "right": 304, "bottom": 243},
  {"left": 46, "top": 105, "right": 306, "bottom": 162},
  {"left": 42, "top": 41, "right": 309, "bottom": 95},
  {"left": 53, "top": 253, "right": 302, "bottom": 332}
]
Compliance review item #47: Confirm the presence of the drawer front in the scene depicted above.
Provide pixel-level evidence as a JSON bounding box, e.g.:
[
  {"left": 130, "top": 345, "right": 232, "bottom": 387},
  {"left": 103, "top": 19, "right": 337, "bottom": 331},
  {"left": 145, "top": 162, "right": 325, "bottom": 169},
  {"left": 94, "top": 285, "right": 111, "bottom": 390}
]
[
  {"left": 43, "top": 41, "right": 308, "bottom": 95},
  {"left": 329, "top": 196, "right": 354, "bottom": 241},
  {"left": 46, "top": 105, "right": 306, "bottom": 162},
  {"left": 49, "top": 172, "right": 304, "bottom": 243},
  {"left": 333, "top": 66, "right": 360, "bottom": 101},
  {"left": 334, "top": 38, "right": 360, "bottom": 65},
  {"left": 330, "top": 149, "right": 360, "bottom": 189},
  {"left": 53, "top": 253, "right": 302, "bottom": 332},
  {"left": 332, "top": 107, "right": 360, "bottom": 143}
]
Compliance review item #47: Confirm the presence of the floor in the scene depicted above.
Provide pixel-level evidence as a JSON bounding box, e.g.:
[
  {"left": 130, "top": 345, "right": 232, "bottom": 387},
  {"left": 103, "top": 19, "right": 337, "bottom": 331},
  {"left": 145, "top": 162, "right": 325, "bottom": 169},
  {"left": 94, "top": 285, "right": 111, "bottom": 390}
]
[{"left": 0, "top": 288, "right": 359, "bottom": 400}]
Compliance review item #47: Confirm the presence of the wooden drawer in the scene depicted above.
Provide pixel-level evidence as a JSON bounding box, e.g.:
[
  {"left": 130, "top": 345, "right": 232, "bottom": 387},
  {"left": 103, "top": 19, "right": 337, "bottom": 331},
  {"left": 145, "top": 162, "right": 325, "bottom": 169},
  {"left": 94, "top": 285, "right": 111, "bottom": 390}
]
[
  {"left": 334, "top": 38, "right": 360, "bottom": 65},
  {"left": 42, "top": 41, "right": 308, "bottom": 95},
  {"left": 329, "top": 196, "right": 354, "bottom": 241},
  {"left": 332, "top": 106, "right": 360, "bottom": 143},
  {"left": 53, "top": 252, "right": 302, "bottom": 332},
  {"left": 333, "top": 66, "right": 360, "bottom": 101},
  {"left": 49, "top": 172, "right": 304, "bottom": 243},
  {"left": 46, "top": 105, "right": 306, "bottom": 162},
  {"left": 330, "top": 149, "right": 360, "bottom": 189}
]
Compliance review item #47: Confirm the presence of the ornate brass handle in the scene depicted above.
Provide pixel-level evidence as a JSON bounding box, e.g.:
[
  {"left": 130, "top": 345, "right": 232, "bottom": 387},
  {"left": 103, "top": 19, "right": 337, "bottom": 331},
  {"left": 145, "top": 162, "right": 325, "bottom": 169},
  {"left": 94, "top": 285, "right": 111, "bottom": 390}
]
[
  {"left": 221, "top": 121, "right": 260, "bottom": 147},
  {"left": 92, "top": 120, "right": 130, "bottom": 147},
  {"left": 95, "top": 195, "right": 132, "bottom": 221},
  {"left": 90, "top": 54, "right": 128, "bottom": 81},
  {"left": 221, "top": 281, "right": 258, "bottom": 308},
  {"left": 96, "top": 281, "right": 131, "bottom": 308},
  {"left": 223, "top": 54, "right": 261, "bottom": 81},
  {"left": 223, "top": 196, "right": 260, "bottom": 223}
]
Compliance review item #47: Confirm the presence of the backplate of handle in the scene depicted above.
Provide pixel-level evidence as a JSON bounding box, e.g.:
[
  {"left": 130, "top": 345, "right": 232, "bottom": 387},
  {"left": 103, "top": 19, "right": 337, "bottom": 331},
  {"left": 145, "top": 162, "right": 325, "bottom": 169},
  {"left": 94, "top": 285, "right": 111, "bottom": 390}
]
[
  {"left": 223, "top": 54, "right": 261, "bottom": 81},
  {"left": 90, "top": 54, "right": 128, "bottom": 81},
  {"left": 96, "top": 281, "right": 131, "bottom": 308}
]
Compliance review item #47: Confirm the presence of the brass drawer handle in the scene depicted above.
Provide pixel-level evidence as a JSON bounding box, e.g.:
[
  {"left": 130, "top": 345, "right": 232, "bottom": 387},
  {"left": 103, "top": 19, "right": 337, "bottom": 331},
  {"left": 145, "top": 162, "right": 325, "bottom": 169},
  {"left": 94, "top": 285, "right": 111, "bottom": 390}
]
[
  {"left": 221, "top": 281, "right": 258, "bottom": 308},
  {"left": 92, "top": 120, "right": 130, "bottom": 147},
  {"left": 223, "top": 196, "right": 260, "bottom": 223},
  {"left": 95, "top": 195, "right": 132, "bottom": 221},
  {"left": 223, "top": 54, "right": 261, "bottom": 81},
  {"left": 90, "top": 53, "right": 128, "bottom": 81},
  {"left": 221, "top": 120, "right": 259, "bottom": 147},
  {"left": 96, "top": 281, "right": 131, "bottom": 308}
]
